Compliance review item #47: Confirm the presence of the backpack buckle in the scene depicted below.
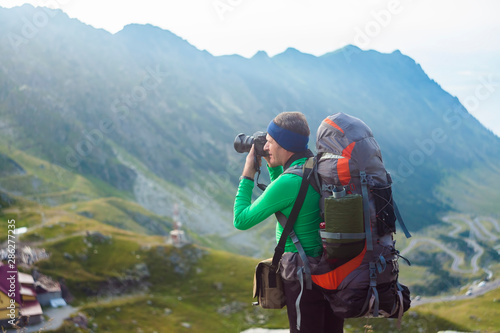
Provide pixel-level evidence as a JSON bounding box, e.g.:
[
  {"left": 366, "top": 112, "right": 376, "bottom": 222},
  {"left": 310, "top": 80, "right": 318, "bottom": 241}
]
[
  {"left": 369, "top": 262, "right": 377, "bottom": 286},
  {"left": 322, "top": 183, "right": 334, "bottom": 193},
  {"left": 360, "top": 171, "right": 368, "bottom": 184}
]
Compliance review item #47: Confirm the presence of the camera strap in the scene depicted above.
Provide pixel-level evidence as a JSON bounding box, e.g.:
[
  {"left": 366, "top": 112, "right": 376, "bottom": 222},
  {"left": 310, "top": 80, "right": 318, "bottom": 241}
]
[{"left": 254, "top": 155, "right": 268, "bottom": 191}]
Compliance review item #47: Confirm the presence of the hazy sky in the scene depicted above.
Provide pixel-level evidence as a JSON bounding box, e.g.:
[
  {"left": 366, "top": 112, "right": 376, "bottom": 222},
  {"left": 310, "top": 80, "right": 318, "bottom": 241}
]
[{"left": 2, "top": 0, "right": 500, "bottom": 136}]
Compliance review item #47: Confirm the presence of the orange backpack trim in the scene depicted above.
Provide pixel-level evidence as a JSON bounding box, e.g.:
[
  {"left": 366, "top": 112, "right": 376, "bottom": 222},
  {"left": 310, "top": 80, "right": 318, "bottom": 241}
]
[
  {"left": 323, "top": 117, "right": 344, "bottom": 133},
  {"left": 338, "top": 142, "right": 356, "bottom": 185},
  {"left": 311, "top": 244, "right": 367, "bottom": 290}
]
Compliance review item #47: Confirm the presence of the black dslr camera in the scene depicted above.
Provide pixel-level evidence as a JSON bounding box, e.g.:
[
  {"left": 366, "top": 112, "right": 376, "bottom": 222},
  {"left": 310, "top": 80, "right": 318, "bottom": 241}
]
[
  {"left": 233, "top": 131, "right": 269, "bottom": 157},
  {"left": 234, "top": 131, "right": 268, "bottom": 190}
]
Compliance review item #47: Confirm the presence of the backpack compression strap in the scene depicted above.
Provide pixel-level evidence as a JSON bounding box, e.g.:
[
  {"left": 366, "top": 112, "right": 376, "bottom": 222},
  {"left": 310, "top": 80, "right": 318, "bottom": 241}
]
[
  {"left": 360, "top": 171, "right": 373, "bottom": 252},
  {"left": 360, "top": 170, "right": 380, "bottom": 317}
]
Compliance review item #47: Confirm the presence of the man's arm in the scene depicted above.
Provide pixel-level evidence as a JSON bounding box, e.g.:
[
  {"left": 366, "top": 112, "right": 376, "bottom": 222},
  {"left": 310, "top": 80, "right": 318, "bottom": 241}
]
[{"left": 233, "top": 174, "right": 299, "bottom": 230}]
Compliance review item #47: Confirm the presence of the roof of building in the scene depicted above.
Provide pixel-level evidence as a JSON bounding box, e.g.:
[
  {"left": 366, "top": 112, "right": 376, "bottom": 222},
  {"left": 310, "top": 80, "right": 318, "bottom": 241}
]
[
  {"left": 19, "top": 300, "right": 43, "bottom": 317},
  {"left": 18, "top": 272, "right": 35, "bottom": 285},
  {"left": 34, "top": 274, "right": 61, "bottom": 293},
  {"left": 20, "top": 285, "right": 37, "bottom": 298}
]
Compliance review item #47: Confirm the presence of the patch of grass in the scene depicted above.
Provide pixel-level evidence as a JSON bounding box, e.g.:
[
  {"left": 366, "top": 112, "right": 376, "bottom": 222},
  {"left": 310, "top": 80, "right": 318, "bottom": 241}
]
[
  {"left": 0, "top": 145, "right": 133, "bottom": 203},
  {"left": 21, "top": 221, "right": 81, "bottom": 242},
  {"left": 58, "top": 197, "right": 173, "bottom": 235},
  {"left": 0, "top": 206, "right": 45, "bottom": 229},
  {"left": 397, "top": 264, "right": 435, "bottom": 291},
  {"left": 53, "top": 292, "right": 288, "bottom": 333},
  {"left": 413, "top": 287, "right": 500, "bottom": 333},
  {"left": 345, "top": 310, "right": 470, "bottom": 333},
  {"left": 437, "top": 162, "right": 500, "bottom": 216},
  {"left": 0, "top": 145, "right": 77, "bottom": 189},
  {"left": 37, "top": 233, "right": 142, "bottom": 282},
  {"left": 0, "top": 173, "right": 65, "bottom": 196},
  {"left": 16, "top": 205, "right": 128, "bottom": 242},
  {"left": 28, "top": 190, "right": 93, "bottom": 206}
]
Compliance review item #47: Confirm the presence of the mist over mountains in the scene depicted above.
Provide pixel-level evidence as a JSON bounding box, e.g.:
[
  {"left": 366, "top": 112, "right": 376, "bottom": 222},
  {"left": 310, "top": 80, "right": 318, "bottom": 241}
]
[{"left": 1, "top": 4, "right": 499, "bottom": 256}]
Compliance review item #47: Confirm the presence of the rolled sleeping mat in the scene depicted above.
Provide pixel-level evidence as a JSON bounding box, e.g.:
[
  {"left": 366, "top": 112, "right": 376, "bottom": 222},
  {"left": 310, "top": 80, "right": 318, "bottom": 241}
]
[{"left": 322, "top": 193, "right": 365, "bottom": 260}]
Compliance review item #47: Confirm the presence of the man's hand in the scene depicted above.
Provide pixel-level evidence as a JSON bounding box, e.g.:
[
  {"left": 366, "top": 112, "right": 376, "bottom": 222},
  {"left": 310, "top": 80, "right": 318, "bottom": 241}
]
[{"left": 242, "top": 145, "right": 261, "bottom": 179}]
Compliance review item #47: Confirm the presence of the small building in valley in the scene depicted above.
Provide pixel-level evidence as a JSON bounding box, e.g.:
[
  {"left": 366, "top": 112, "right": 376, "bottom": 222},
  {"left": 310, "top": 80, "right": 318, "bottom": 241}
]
[
  {"left": 34, "top": 273, "right": 65, "bottom": 307},
  {"left": 18, "top": 272, "right": 43, "bottom": 326}
]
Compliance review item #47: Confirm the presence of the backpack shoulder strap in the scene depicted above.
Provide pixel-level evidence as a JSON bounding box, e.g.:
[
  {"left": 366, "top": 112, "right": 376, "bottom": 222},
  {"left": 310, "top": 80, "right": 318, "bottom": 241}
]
[
  {"left": 271, "top": 163, "right": 312, "bottom": 269},
  {"left": 283, "top": 157, "right": 320, "bottom": 192},
  {"left": 282, "top": 164, "right": 303, "bottom": 177}
]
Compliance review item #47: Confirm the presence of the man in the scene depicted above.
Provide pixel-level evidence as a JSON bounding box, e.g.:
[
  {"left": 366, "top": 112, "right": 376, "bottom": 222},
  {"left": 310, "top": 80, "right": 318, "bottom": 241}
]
[{"left": 233, "top": 112, "right": 344, "bottom": 333}]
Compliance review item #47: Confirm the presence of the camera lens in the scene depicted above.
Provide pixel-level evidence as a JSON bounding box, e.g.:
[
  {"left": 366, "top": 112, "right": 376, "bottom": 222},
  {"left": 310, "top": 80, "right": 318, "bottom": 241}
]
[{"left": 234, "top": 133, "right": 254, "bottom": 153}]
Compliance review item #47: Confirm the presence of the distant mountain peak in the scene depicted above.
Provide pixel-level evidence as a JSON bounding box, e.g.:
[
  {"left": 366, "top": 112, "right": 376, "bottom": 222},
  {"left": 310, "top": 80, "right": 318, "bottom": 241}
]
[
  {"left": 339, "top": 44, "right": 362, "bottom": 53},
  {"left": 251, "top": 50, "right": 269, "bottom": 59},
  {"left": 282, "top": 47, "right": 308, "bottom": 56},
  {"left": 120, "top": 23, "right": 163, "bottom": 32},
  {"left": 2, "top": 4, "right": 68, "bottom": 23},
  {"left": 115, "top": 23, "right": 205, "bottom": 56},
  {"left": 117, "top": 23, "right": 179, "bottom": 39},
  {"left": 273, "top": 47, "right": 317, "bottom": 62}
]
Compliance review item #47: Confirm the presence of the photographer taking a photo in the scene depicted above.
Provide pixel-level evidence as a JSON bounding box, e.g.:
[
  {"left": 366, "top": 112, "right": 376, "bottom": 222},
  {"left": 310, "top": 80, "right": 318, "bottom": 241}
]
[{"left": 233, "top": 112, "right": 344, "bottom": 333}]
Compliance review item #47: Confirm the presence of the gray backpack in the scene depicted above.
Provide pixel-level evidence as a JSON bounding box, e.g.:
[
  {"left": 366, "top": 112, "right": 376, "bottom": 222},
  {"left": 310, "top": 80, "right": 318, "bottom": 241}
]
[{"left": 276, "top": 112, "right": 412, "bottom": 326}]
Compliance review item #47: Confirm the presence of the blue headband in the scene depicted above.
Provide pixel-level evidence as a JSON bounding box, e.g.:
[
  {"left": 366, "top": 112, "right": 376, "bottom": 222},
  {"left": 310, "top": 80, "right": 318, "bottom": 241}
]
[{"left": 267, "top": 120, "right": 309, "bottom": 152}]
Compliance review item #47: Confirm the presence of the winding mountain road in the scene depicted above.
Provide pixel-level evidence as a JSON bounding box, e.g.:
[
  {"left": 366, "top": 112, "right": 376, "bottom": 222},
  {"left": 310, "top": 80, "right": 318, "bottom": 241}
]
[
  {"left": 400, "top": 237, "right": 475, "bottom": 273},
  {"left": 401, "top": 215, "right": 499, "bottom": 275},
  {"left": 412, "top": 278, "right": 500, "bottom": 306},
  {"left": 401, "top": 215, "right": 499, "bottom": 308},
  {"left": 483, "top": 216, "right": 500, "bottom": 233}
]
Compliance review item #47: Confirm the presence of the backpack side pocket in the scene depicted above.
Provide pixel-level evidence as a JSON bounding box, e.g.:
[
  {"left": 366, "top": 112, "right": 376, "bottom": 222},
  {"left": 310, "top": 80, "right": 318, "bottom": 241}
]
[{"left": 371, "top": 185, "right": 396, "bottom": 236}]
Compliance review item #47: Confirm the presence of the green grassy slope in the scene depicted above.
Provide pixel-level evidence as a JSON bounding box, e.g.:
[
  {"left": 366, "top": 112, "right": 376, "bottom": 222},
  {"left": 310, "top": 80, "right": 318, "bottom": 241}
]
[
  {"left": 412, "top": 288, "right": 500, "bottom": 333},
  {"left": 0, "top": 144, "right": 131, "bottom": 205},
  {"left": 437, "top": 162, "right": 500, "bottom": 216}
]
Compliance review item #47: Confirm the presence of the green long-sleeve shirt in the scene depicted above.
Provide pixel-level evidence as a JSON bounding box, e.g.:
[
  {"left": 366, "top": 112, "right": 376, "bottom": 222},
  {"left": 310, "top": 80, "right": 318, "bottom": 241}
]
[{"left": 233, "top": 158, "right": 323, "bottom": 257}]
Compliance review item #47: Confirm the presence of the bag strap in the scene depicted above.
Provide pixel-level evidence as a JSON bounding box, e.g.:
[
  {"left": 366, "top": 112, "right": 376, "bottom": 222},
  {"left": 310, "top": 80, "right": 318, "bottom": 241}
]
[
  {"left": 393, "top": 199, "right": 412, "bottom": 238},
  {"left": 271, "top": 161, "right": 313, "bottom": 270},
  {"left": 275, "top": 212, "right": 312, "bottom": 290},
  {"left": 386, "top": 172, "right": 412, "bottom": 239}
]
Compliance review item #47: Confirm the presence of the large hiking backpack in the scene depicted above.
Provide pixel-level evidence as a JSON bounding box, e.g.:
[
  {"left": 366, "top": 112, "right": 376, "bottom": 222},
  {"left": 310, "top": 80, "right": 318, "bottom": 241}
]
[{"left": 274, "top": 112, "right": 412, "bottom": 325}]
